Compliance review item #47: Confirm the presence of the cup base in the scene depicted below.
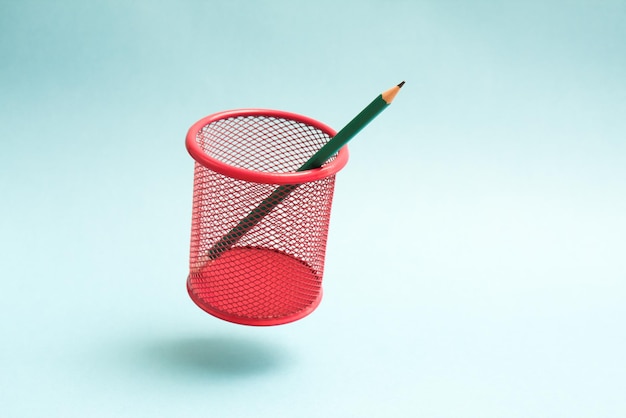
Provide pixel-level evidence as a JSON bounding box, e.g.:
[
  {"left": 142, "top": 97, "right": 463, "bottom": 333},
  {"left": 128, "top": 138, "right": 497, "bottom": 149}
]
[{"left": 187, "top": 246, "right": 323, "bottom": 326}]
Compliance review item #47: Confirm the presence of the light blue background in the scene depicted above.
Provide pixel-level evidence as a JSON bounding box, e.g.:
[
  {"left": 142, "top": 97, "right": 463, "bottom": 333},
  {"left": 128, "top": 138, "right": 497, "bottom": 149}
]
[{"left": 1, "top": 1, "right": 625, "bottom": 416}]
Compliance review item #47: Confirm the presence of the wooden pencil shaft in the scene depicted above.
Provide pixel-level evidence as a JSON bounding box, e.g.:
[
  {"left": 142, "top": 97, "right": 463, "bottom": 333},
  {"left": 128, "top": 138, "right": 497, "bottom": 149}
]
[
  {"left": 298, "top": 94, "right": 388, "bottom": 171},
  {"left": 203, "top": 83, "right": 403, "bottom": 263},
  {"left": 206, "top": 184, "right": 295, "bottom": 260},
  {"left": 205, "top": 98, "right": 384, "bottom": 261}
]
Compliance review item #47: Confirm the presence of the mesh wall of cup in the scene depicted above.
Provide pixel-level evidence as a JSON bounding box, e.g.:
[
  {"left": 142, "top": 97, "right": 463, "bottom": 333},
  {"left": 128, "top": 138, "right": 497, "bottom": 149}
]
[{"left": 188, "top": 115, "right": 338, "bottom": 325}]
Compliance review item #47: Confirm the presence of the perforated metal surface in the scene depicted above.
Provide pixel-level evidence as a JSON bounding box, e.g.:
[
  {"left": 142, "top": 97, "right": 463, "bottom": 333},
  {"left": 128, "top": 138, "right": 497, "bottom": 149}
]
[{"left": 187, "top": 113, "right": 341, "bottom": 326}]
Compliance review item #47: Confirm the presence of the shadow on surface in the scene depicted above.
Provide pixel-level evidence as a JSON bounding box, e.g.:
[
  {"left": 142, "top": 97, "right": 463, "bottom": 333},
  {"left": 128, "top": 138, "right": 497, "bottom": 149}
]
[{"left": 126, "top": 335, "right": 292, "bottom": 379}]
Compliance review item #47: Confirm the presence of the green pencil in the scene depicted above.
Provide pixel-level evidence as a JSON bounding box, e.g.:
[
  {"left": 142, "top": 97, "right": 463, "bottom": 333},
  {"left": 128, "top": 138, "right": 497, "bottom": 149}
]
[{"left": 203, "top": 81, "right": 405, "bottom": 262}]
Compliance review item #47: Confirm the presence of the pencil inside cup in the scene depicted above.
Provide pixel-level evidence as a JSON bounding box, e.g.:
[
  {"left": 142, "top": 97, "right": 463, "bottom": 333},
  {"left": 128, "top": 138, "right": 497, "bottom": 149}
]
[{"left": 196, "top": 81, "right": 404, "bottom": 267}]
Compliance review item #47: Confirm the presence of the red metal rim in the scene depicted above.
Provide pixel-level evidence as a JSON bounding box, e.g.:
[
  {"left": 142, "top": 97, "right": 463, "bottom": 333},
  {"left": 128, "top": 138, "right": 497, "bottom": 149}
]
[{"left": 186, "top": 109, "right": 349, "bottom": 185}]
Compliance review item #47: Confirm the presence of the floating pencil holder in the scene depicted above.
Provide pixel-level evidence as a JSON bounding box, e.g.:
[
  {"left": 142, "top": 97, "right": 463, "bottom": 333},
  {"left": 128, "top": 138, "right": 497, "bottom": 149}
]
[{"left": 186, "top": 109, "right": 349, "bottom": 326}]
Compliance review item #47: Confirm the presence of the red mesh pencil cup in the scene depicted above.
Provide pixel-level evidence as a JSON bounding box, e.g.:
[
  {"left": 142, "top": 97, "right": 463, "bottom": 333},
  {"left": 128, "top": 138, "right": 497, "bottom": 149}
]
[{"left": 185, "top": 109, "right": 349, "bottom": 326}]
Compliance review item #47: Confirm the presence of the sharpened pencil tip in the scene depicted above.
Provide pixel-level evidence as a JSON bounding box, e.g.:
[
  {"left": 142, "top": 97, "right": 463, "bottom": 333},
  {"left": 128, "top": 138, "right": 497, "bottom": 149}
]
[{"left": 382, "top": 82, "right": 405, "bottom": 103}]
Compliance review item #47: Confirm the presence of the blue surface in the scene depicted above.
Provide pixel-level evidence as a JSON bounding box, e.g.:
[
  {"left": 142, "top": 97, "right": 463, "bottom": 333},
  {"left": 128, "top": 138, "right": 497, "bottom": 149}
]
[{"left": 1, "top": 1, "right": 625, "bottom": 416}]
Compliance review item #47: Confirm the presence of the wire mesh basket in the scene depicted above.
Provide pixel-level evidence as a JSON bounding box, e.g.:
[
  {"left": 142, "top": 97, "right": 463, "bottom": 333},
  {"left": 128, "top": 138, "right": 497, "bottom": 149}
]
[{"left": 186, "top": 109, "right": 348, "bottom": 326}]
